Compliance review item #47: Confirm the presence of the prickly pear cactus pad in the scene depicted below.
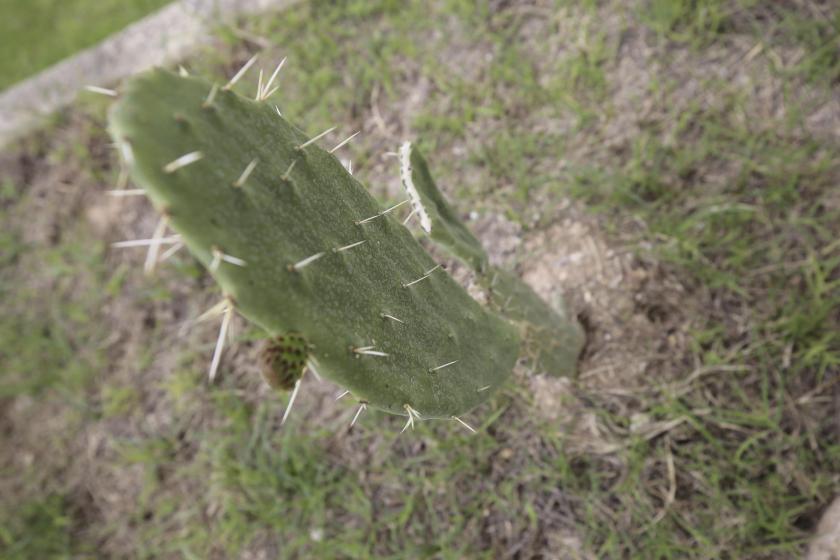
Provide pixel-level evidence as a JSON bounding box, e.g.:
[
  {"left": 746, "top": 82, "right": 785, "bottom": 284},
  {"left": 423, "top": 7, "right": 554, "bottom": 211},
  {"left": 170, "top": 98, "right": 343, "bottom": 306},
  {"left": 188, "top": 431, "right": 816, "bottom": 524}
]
[
  {"left": 399, "top": 142, "right": 584, "bottom": 377},
  {"left": 108, "top": 68, "right": 519, "bottom": 419}
]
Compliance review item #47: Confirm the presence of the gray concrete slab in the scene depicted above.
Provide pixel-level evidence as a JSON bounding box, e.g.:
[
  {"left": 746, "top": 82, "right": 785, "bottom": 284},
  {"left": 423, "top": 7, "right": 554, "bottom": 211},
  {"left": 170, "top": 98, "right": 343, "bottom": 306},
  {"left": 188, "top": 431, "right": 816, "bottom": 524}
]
[{"left": 0, "top": 0, "right": 301, "bottom": 147}]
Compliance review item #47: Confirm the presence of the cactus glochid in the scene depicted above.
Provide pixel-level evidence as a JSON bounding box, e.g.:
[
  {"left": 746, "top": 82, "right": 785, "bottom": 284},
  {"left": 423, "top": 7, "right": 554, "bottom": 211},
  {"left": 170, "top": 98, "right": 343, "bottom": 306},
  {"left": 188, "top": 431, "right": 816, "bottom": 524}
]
[{"left": 106, "top": 63, "right": 583, "bottom": 427}]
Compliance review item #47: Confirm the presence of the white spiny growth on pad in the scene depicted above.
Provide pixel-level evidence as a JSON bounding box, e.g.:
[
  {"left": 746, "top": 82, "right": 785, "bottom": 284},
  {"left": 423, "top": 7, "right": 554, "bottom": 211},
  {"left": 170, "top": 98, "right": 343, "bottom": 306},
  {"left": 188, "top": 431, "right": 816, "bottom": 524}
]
[
  {"left": 233, "top": 158, "right": 258, "bottom": 187},
  {"left": 291, "top": 252, "right": 325, "bottom": 271},
  {"left": 261, "top": 85, "right": 280, "bottom": 102},
  {"left": 259, "top": 57, "right": 286, "bottom": 101},
  {"left": 106, "top": 189, "right": 145, "bottom": 197},
  {"left": 119, "top": 141, "right": 134, "bottom": 167},
  {"left": 223, "top": 53, "right": 258, "bottom": 91},
  {"left": 399, "top": 142, "right": 432, "bottom": 233},
  {"left": 429, "top": 360, "right": 458, "bottom": 372},
  {"left": 355, "top": 199, "right": 409, "bottom": 225},
  {"left": 208, "top": 300, "right": 234, "bottom": 382},
  {"left": 222, "top": 253, "right": 248, "bottom": 267},
  {"left": 163, "top": 151, "right": 203, "bottom": 173},
  {"left": 352, "top": 346, "right": 388, "bottom": 357},
  {"left": 381, "top": 313, "right": 405, "bottom": 324},
  {"left": 179, "top": 297, "right": 229, "bottom": 338},
  {"left": 306, "top": 359, "right": 323, "bottom": 381},
  {"left": 144, "top": 217, "right": 169, "bottom": 275},
  {"left": 400, "top": 417, "right": 412, "bottom": 433},
  {"left": 159, "top": 241, "right": 184, "bottom": 262},
  {"left": 85, "top": 85, "right": 118, "bottom": 97},
  {"left": 194, "top": 298, "right": 230, "bottom": 324},
  {"left": 111, "top": 235, "right": 181, "bottom": 248},
  {"left": 209, "top": 250, "right": 220, "bottom": 271},
  {"left": 334, "top": 240, "right": 366, "bottom": 253},
  {"left": 402, "top": 264, "right": 441, "bottom": 288},
  {"left": 329, "top": 131, "right": 360, "bottom": 154},
  {"left": 402, "top": 209, "right": 417, "bottom": 225},
  {"left": 401, "top": 404, "right": 422, "bottom": 433},
  {"left": 336, "top": 390, "right": 350, "bottom": 401},
  {"left": 202, "top": 83, "right": 219, "bottom": 108},
  {"left": 280, "top": 375, "right": 302, "bottom": 425},
  {"left": 297, "top": 126, "right": 337, "bottom": 150},
  {"left": 210, "top": 247, "right": 247, "bottom": 271},
  {"left": 452, "top": 416, "right": 477, "bottom": 434},
  {"left": 382, "top": 199, "right": 410, "bottom": 214},
  {"left": 281, "top": 159, "right": 297, "bottom": 181},
  {"left": 350, "top": 403, "right": 366, "bottom": 427}
]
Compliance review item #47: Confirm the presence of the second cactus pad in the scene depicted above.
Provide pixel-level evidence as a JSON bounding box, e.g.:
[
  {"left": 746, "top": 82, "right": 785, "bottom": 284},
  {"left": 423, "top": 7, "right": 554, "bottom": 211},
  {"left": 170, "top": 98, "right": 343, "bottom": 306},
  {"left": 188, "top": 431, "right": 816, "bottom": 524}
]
[
  {"left": 398, "top": 142, "right": 584, "bottom": 378},
  {"left": 108, "top": 68, "right": 519, "bottom": 418}
]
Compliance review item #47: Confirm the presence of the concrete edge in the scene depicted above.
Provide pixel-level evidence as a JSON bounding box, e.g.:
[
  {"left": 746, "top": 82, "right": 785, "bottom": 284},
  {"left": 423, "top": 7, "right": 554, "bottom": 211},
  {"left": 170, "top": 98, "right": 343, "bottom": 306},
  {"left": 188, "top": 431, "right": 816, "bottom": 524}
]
[{"left": 0, "top": 0, "right": 302, "bottom": 148}]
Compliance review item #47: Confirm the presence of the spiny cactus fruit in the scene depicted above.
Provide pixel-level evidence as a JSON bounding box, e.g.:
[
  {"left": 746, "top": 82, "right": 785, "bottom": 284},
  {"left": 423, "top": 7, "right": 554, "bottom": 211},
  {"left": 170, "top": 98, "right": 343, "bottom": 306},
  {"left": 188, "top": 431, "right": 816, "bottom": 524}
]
[
  {"left": 107, "top": 66, "right": 521, "bottom": 422},
  {"left": 259, "top": 334, "right": 309, "bottom": 391},
  {"left": 399, "top": 142, "right": 584, "bottom": 377}
]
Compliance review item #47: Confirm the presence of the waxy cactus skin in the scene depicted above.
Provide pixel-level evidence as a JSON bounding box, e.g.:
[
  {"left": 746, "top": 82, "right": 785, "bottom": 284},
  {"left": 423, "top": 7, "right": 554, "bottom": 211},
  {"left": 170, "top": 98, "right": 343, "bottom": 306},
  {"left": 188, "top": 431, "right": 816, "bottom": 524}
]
[{"left": 108, "top": 68, "right": 520, "bottom": 419}]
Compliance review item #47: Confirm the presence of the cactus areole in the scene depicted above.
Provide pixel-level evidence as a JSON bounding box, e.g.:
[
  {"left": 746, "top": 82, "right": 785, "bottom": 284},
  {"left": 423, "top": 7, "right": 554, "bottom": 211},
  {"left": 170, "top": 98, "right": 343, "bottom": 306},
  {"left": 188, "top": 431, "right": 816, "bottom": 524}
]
[{"left": 108, "top": 68, "right": 524, "bottom": 419}]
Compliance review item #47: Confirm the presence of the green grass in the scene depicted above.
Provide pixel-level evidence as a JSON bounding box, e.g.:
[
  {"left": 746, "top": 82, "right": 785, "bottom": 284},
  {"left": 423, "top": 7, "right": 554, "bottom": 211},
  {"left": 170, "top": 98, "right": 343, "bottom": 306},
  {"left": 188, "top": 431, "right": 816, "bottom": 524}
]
[
  {"left": 1, "top": 0, "right": 838, "bottom": 558},
  {"left": 0, "top": 493, "right": 87, "bottom": 559},
  {"left": 0, "top": 223, "right": 107, "bottom": 399},
  {"left": 0, "top": 0, "right": 172, "bottom": 91}
]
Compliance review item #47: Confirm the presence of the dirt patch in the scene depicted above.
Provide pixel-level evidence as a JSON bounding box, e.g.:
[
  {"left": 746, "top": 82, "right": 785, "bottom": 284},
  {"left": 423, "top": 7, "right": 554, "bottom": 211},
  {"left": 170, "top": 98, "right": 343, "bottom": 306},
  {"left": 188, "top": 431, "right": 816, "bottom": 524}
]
[
  {"left": 809, "top": 496, "right": 840, "bottom": 560},
  {"left": 467, "top": 203, "right": 700, "bottom": 459}
]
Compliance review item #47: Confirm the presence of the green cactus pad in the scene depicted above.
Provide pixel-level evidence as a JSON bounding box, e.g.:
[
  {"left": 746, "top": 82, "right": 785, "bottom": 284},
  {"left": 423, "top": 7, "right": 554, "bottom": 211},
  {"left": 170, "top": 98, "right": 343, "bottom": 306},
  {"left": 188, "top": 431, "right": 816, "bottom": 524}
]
[
  {"left": 400, "top": 143, "right": 584, "bottom": 377},
  {"left": 108, "top": 68, "right": 519, "bottom": 418},
  {"left": 399, "top": 142, "right": 489, "bottom": 272},
  {"left": 485, "top": 268, "right": 584, "bottom": 377}
]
